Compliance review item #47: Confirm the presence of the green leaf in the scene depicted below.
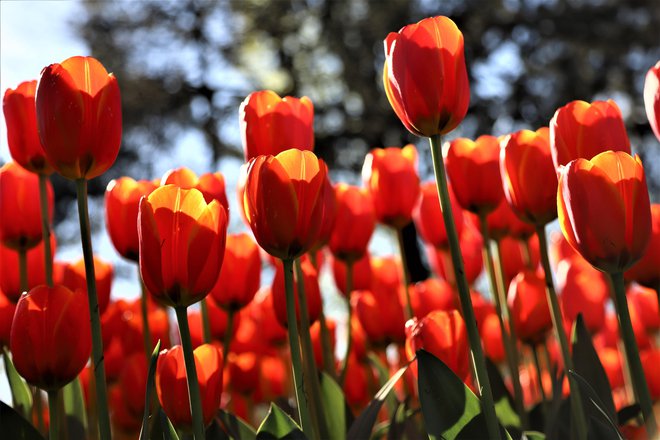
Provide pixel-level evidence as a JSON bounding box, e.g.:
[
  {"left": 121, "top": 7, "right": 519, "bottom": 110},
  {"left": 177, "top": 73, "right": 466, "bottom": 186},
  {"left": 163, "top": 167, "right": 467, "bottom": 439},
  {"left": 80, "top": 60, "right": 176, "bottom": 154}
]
[
  {"left": 256, "top": 403, "right": 306, "bottom": 439},
  {"left": 347, "top": 360, "right": 410, "bottom": 440},
  {"left": 158, "top": 407, "right": 180, "bottom": 440},
  {"left": 568, "top": 371, "right": 623, "bottom": 440},
  {"left": 367, "top": 352, "right": 398, "bottom": 415},
  {"left": 2, "top": 348, "right": 33, "bottom": 419},
  {"left": 571, "top": 314, "right": 617, "bottom": 423},
  {"left": 319, "top": 372, "right": 347, "bottom": 440},
  {"left": 217, "top": 409, "right": 257, "bottom": 440},
  {"left": 522, "top": 431, "right": 546, "bottom": 440},
  {"left": 62, "top": 376, "right": 87, "bottom": 439},
  {"left": 0, "top": 400, "right": 42, "bottom": 440},
  {"left": 140, "top": 340, "right": 162, "bottom": 440},
  {"left": 486, "top": 357, "right": 521, "bottom": 429}
]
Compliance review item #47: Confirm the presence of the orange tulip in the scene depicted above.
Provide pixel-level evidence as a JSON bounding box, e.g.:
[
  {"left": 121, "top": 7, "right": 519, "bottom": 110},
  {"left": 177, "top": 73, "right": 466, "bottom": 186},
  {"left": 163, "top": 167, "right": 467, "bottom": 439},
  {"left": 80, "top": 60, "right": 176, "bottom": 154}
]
[
  {"left": 243, "top": 149, "right": 329, "bottom": 260},
  {"left": 444, "top": 135, "right": 504, "bottom": 214},
  {"left": 383, "top": 16, "right": 469, "bottom": 137},
  {"left": 10, "top": 284, "right": 91, "bottom": 390},
  {"left": 500, "top": 127, "right": 558, "bottom": 225},
  {"left": 161, "top": 167, "right": 230, "bottom": 216},
  {"left": 597, "top": 347, "right": 624, "bottom": 390},
  {"left": 239, "top": 90, "right": 314, "bottom": 161},
  {"left": 271, "top": 258, "right": 321, "bottom": 327},
  {"left": 329, "top": 184, "right": 376, "bottom": 262},
  {"left": 3, "top": 80, "right": 52, "bottom": 174},
  {"left": 362, "top": 144, "right": 420, "bottom": 229},
  {"left": 331, "top": 252, "right": 372, "bottom": 297},
  {"left": 625, "top": 204, "right": 660, "bottom": 287},
  {"left": 471, "top": 199, "right": 535, "bottom": 241},
  {"left": 0, "top": 162, "right": 53, "bottom": 251},
  {"left": 414, "top": 181, "right": 463, "bottom": 249},
  {"left": 138, "top": 185, "right": 228, "bottom": 308},
  {"left": 549, "top": 100, "right": 630, "bottom": 171},
  {"left": 0, "top": 234, "right": 56, "bottom": 302},
  {"left": 156, "top": 344, "right": 223, "bottom": 429},
  {"left": 409, "top": 278, "right": 456, "bottom": 318},
  {"left": 209, "top": 233, "right": 261, "bottom": 311},
  {"left": 310, "top": 174, "right": 337, "bottom": 252},
  {"left": 247, "top": 287, "right": 287, "bottom": 347},
  {"left": 425, "top": 219, "right": 484, "bottom": 285},
  {"left": 557, "top": 151, "right": 651, "bottom": 273},
  {"left": 36, "top": 56, "right": 121, "bottom": 180},
  {"left": 644, "top": 62, "right": 660, "bottom": 142},
  {"left": 62, "top": 255, "right": 113, "bottom": 315},
  {"left": 105, "top": 177, "right": 158, "bottom": 262},
  {"left": 508, "top": 270, "right": 552, "bottom": 345},
  {"left": 557, "top": 258, "right": 609, "bottom": 332}
]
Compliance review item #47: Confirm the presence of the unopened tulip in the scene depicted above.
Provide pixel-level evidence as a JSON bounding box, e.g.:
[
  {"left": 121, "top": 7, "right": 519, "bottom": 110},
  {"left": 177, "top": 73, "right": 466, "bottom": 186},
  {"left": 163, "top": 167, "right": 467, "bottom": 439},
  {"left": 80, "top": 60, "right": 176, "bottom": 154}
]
[
  {"left": 644, "top": 62, "right": 660, "bottom": 142},
  {"left": 3, "top": 80, "right": 52, "bottom": 174},
  {"left": 558, "top": 151, "right": 651, "bottom": 273},
  {"left": 383, "top": 16, "right": 469, "bottom": 137},
  {"left": 36, "top": 56, "right": 121, "bottom": 180},
  {"left": 550, "top": 100, "right": 630, "bottom": 170},
  {"left": 161, "top": 167, "right": 230, "bottom": 216},
  {"left": 414, "top": 181, "right": 463, "bottom": 249},
  {"left": 210, "top": 233, "right": 261, "bottom": 311},
  {"left": 498, "top": 235, "right": 540, "bottom": 286},
  {"left": 138, "top": 185, "right": 228, "bottom": 308},
  {"left": 0, "top": 234, "right": 56, "bottom": 302},
  {"left": 248, "top": 287, "right": 288, "bottom": 347},
  {"left": 342, "top": 353, "right": 373, "bottom": 408},
  {"left": 331, "top": 252, "right": 372, "bottom": 297},
  {"left": 362, "top": 144, "right": 420, "bottom": 229},
  {"left": 329, "top": 184, "right": 376, "bottom": 262},
  {"left": 640, "top": 349, "right": 660, "bottom": 400},
  {"left": 627, "top": 284, "right": 659, "bottom": 333},
  {"left": 63, "top": 255, "right": 113, "bottom": 315},
  {"left": 410, "top": 278, "right": 456, "bottom": 318},
  {"left": 227, "top": 352, "right": 260, "bottom": 395},
  {"left": 426, "top": 219, "right": 483, "bottom": 285},
  {"left": 557, "top": 258, "right": 609, "bottom": 332},
  {"left": 473, "top": 200, "right": 535, "bottom": 241},
  {"left": 10, "top": 284, "right": 91, "bottom": 390},
  {"left": 118, "top": 353, "right": 148, "bottom": 418},
  {"left": 480, "top": 312, "right": 505, "bottom": 363},
  {"left": 353, "top": 288, "right": 407, "bottom": 346},
  {"left": 508, "top": 270, "right": 552, "bottom": 345}
]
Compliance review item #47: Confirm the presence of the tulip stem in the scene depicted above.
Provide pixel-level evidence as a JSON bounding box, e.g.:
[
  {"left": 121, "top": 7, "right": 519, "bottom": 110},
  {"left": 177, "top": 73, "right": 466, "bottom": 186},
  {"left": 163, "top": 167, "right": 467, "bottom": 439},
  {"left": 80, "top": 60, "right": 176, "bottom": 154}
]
[
  {"left": 610, "top": 272, "right": 657, "bottom": 437},
  {"left": 138, "top": 271, "right": 152, "bottom": 361},
  {"left": 395, "top": 227, "right": 414, "bottom": 320},
  {"left": 48, "top": 389, "right": 59, "bottom": 440},
  {"left": 222, "top": 309, "right": 234, "bottom": 369},
  {"left": 174, "top": 306, "right": 206, "bottom": 439},
  {"left": 429, "top": 134, "right": 501, "bottom": 440},
  {"left": 294, "top": 258, "right": 327, "bottom": 440},
  {"left": 520, "top": 238, "right": 533, "bottom": 270},
  {"left": 339, "top": 260, "right": 354, "bottom": 385},
  {"left": 479, "top": 215, "right": 526, "bottom": 430},
  {"left": 200, "top": 299, "right": 212, "bottom": 344},
  {"left": 536, "top": 225, "right": 587, "bottom": 440},
  {"left": 18, "top": 247, "right": 28, "bottom": 294},
  {"left": 33, "top": 387, "right": 44, "bottom": 433},
  {"left": 38, "top": 174, "right": 53, "bottom": 287},
  {"left": 282, "top": 258, "right": 315, "bottom": 438},
  {"left": 75, "top": 179, "right": 111, "bottom": 440},
  {"left": 318, "top": 309, "right": 335, "bottom": 379},
  {"left": 532, "top": 345, "right": 548, "bottom": 406}
]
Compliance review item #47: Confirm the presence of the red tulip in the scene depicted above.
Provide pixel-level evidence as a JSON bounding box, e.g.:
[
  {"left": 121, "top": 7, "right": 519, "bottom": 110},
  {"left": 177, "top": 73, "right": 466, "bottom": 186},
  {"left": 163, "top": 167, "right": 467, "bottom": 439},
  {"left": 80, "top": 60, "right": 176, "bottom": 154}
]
[
  {"left": 0, "top": 291, "right": 16, "bottom": 347},
  {"left": 597, "top": 347, "right": 624, "bottom": 390},
  {"left": 271, "top": 258, "right": 322, "bottom": 327},
  {"left": 187, "top": 298, "right": 241, "bottom": 349},
  {"left": 426, "top": 219, "right": 483, "bottom": 285},
  {"left": 110, "top": 384, "right": 141, "bottom": 433},
  {"left": 342, "top": 353, "right": 373, "bottom": 408},
  {"left": 362, "top": 144, "right": 420, "bottom": 229},
  {"left": 383, "top": 16, "right": 469, "bottom": 137},
  {"left": 497, "top": 235, "right": 540, "bottom": 288},
  {"left": 161, "top": 167, "right": 230, "bottom": 216},
  {"left": 256, "top": 355, "right": 289, "bottom": 403},
  {"left": 557, "top": 258, "right": 609, "bottom": 332},
  {"left": 239, "top": 90, "right": 314, "bottom": 161},
  {"left": 118, "top": 353, "right": 148, "bottom": 418},
  {"left": 243, "top": 149, "right": 329, "bottom": 260},
  {"left": 311, "top": 318, "right": 336, "bottom": 369},
  {"left": 36, "top": 56, "right": 121, "bottom": 180},
  {"left": 410, "top": 278, "right": 457, "bottom": 318},
  {"left": 643, "top": 62, "right": 660, "bottom": 142},
  {"left": 210, "top": 233, "right": 261, "bottom": 311},
  {"left": 0, "top": 162, "right": 53, "bottom": 251},
  {"left": 558, "top": 151, "right": 651, "bottom": 273},
  {"left": 3, "top": 80, "right": 52, "bottom": 174},
  {"left": 227, "top": 352, "right": 260, "bottom": 395},
  {"left": 62, "top": 255, "right": 113, "bottom": 315},
  {"left": 329, "top": 184, "right": 376, "bottom": 262},
  {"left": 508, "top": 270, "right": 552, "bottom": 345},
  {"left": 640, "top": 349, "right": 660, "bottom": 400},
  {"left": 10, "top": 284, "right": 91, "bottom": 390},
  {"left": 156, "top": 344, "right": 223, "bottom": 429},
  {"left": 480, "top": 312, "right": 505, "bottom": 363},
  {"left": 353, "top": 289, "right": 407, "bottom": 346},
  {"left": 0, "top": 234, "right": 56, "bottom": 302},
  {"left": 625, "top": 204, "right": 660, "bottom": 287},
  {"left": 331, "top": 252, "right": 372, "bottom": 297},
  {"left": 470, "top": 290, "right": 497, "bottom": 328},
  {"left": 627, "top": 284, "right": 659, "bottom": 333},
  {"left": 310, "top": 174, "right": 337, "bottom": 252},
  {"left": 444, "top": 135, "right": 504, "bottom": 214},
  {"left": 414, "top": 181, "right": 463, "bottom": 249},
  {"left": 500, "top": 127, "right": 558, "bottom": 225},
  {"left": 549, "top": 100, "right": 630, "bottom": 171},
  {"left": 472, "top": 199, "right": 535, "bottom": 241},
  {"left": 105, "top": 177, "right": 158, "bottom": 262},
  {"left": 247, "top": 287, "right": 287, "bottom": 347},
  {"left": 139, "top": 185, "right": 228, "bottom": 308}
]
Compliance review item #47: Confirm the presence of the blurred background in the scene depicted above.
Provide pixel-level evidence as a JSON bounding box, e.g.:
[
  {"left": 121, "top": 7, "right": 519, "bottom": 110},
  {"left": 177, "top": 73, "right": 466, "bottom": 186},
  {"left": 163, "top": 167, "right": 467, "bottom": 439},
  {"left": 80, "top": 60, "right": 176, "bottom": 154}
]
[{"left": 1, "top": 0, "right": 659, "bottom": 299}]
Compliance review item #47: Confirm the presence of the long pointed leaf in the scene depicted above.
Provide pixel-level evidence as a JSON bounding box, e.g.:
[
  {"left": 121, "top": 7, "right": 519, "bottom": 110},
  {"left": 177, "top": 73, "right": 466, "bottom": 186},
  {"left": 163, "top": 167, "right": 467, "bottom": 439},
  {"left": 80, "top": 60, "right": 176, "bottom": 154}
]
[
  {"left": 256, "top": 403, "right": 306, "bottom": 439},
  {"left": 0, "top": 400, "right": 42, "bottom": 440},
  {"left": 217, "top": 409, "right": 257, "bottom": 440},
  {"left": 568, "top": 370, "right": 623, "bottom": 440},
  {"left": 2, "top": 348, "right": 32, "bottom": 419},
  {"left": 319, "top": 372, "right": 347, "bottom": 440},
  {"left": 62, "top": 376, "right": 87, "bottom": 439},
  {"left": 140, "top": 340, "right": 161, "bottom": 440}
]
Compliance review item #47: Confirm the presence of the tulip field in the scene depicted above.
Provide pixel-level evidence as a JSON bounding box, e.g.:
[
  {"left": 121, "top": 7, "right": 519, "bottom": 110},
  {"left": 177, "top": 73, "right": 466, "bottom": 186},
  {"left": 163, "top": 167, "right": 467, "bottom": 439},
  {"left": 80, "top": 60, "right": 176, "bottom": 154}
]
[{"left": 2, "top": 14, "right": 660, "bottom": 440}]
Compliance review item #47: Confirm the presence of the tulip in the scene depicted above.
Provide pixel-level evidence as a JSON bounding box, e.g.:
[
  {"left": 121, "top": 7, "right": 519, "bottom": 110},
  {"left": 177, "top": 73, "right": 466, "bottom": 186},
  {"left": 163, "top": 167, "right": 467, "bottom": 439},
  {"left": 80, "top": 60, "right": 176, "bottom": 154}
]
[
  {"left": 558, "top": 151, "right": 651, "bottom": 274},
  {"left": 500, "top": 127, "right": 558, "bottom": 225},
  {"left": 311, "top": 318, "right": 336, "bottom": 369},
  {"left": 425, "top": 219, "right": 483, "bottom": 285},
  {"left": 10, "top": 285, "right": 91, "bottom": 390},
  {"left": 342, "top": 353, "right": 373, "bottom": 408},
  {"left": 256, "top": 355, "right": 290, "bottom": 403},
  {"left": 227, "top": 352, "right": 260, "bottom": 395},
  {"left": 383, "top": 16, "right": 469, "bottom": 137},
  {"left": 644, "top": 62, "right": 660, "bottom": 142},
  {"left": 105, "top": 177, "right": 158, "bottom": 262},
  {"left": 271, "top": 258, "right": 322, "bottom": 327},
  {"left": 0, "top": 292, "right": 16, "bottom": 347},
  {"left": 414, "top": 181, "right": 463, "bottom": 249},
  {"left": 310, "top": 175, "right": 337, "bottom": 253},
  {"left": 627, "top": 284, "right": 659, "bottom": 333},
  {"left": 497, "top": 235, "right": 540, "bottom": 287},
  {"left": 362, "top": 144, "right": 420, "bottom": 229},
  {"left": 625, "top": 204, "right": 660, "bottom": 288},
  {"left": 409, "top": 278, "right": 457, "bottom": 318},
  {"left": 243, "top": 149, "right": 329, "bottom": 260},
  {"left": 239, "top": 90, "right": 314, "bottom": 161},
  {"left": 156, "top": 344, "right": 223, "bottom": 430},
  {"left": 597, "top": 347, "right": 624, "bottom": 390},
  {"left": 0, "top": 234, "right": 56, "bottom": 302},
  {"left": 328, "top": 184, "right": 376, "bottom": 262},
  {"left": 62, "top": 255, "right": 113, "bottom": 315},
  {"left": 248, "top": 287, "right": 287, "bottom": 347},
  {"left": 549, "top": 100, "right": 630, "bottom": 171},
  {"left": 210, "top": 233, "right": 261, "bottom": 311},
  {"left": 640, "top": 349, "right": 660, "bottom": 400},
  {"left": 0, "top": 162, "right": 53, "bottom": 251},
  {"left": 118, "top": 353, "right": 148, "bottom": 418},
  {"left": 161, "top": 167, "right": 230, "bottom": 216},
  {"left": 36, "top": 56, "right": 121, "bottom": 180},
  {"left": 557, "top": 258, "right": 608, "bottom": 333},
  {"left": 138, "top": 185, "right": 228, "bottom": 308},
  {"left": 187, "top": 297, "right": 240, "bottom": 349},
  {"left": 3, "top": 80, "right": 52, "bottom": 174},
  {"left": 331, "top": 252, "right": 372, "bottom": 297},
  {"left": 480, "top": 312, "right": 505, "bottom": 364},
  {"left": 508, "top": 270, "right": 552, "bottom": 345}
]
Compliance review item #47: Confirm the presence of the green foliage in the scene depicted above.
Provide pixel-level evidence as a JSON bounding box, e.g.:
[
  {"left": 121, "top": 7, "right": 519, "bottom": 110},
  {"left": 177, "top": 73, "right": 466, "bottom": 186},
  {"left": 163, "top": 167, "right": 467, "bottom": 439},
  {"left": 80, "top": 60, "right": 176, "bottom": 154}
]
[
  {"left": 2, "top": 348, "right": 32, "bottom": 420},
  {"left": 140, "top": 340, "right": 161, "bottom": 440},
  {"left": 0, "top": 401, "right": 42, "bottom": 440},
  {"left": 256, "top": 403, "right": 306, "bottom": 440},
  {"left": 319, "top": 372, "right": 347, "bottom": 440}
]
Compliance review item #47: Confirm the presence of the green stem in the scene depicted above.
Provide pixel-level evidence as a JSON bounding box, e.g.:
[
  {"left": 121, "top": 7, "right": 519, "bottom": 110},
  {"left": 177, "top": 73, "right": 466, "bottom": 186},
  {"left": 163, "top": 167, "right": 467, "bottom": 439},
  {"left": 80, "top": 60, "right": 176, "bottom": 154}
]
[
  {"left": 294, "top": 258, "right": 326, "bottom": 440},
  {"left": 536, "top": 225, "right": 587, "bottom": 440},
  {"left": 282, "top": 258, "right": 314, "bottom": 437},
  {"left": 395, "top": 227, "right": 414, "bottom": 320},
  {"left": 339, "top": 260, "right": 354, "bottom": 385},
  {"left": 139, "top": 270, "right": 152, "bottom": 361},
  {"left": 48, "top": 390, "right": 59, "bottom": 440},
  {"left": 222, "top": 308, "right": 234, "bottom": 369},
  {"left": 38, "top": 174, "right": 53, "bottom": 287},
  {"left": 174, "top": 306, "right": 206, "bottom": 439},
  {"left": 429, "top": 134, "right": 501, "bottom": 440},
  {"left": 18, "top": 247, "right": 28, "bottom": 294},
  {"left": 519, "top": 238, "right": 532, "bottom": 270},
  {"left": 34, "top": 387, "right": 44, "bottom": 433},
  {"left": 478, "top": 215, "right": 526, "bottom": 429},
  {"left": 200, "top": 299, "right": 212, "bottom": 344},
  {"left": 318, "top": 308, "right": 335, "bottom": 379},
  {"left": 75, "top": 179, "right": 111, "bottom": 440},
  {"left": 610, "top": 272, "right": 657, "bottom": 437},
  {"left": 541, "top": 344, "right": 554, "bottom": 400},
  {"left": 532, "top": 345, "right": 547, "bottom": 406}
]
